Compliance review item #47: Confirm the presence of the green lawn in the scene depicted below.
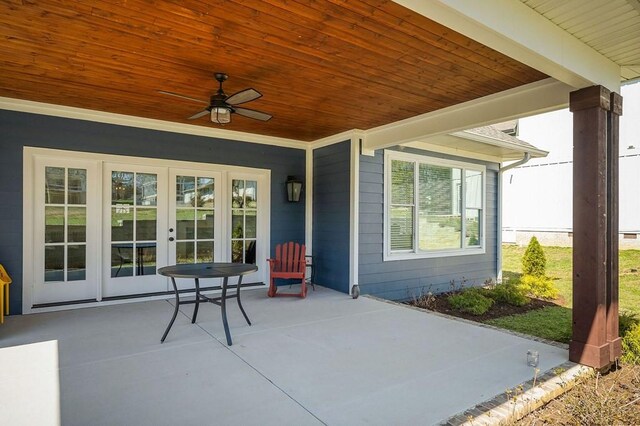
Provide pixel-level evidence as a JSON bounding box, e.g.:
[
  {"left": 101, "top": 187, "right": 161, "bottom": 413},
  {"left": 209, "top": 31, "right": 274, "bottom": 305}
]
[
  {"left": 502, "top": 245, "right": 640, "bottom": 316},
  {"left": 493, "top": 245, "right": 640, "bottom": 342}
]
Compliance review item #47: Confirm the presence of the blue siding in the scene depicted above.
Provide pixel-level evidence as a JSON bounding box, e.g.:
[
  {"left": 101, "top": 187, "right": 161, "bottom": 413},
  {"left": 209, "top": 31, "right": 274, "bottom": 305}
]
[
  {"left": 0, "top": 110, "right": 305, "bottom": 314},
  {"left": 359, "top": 147, "right": 499, "bottom": 301},
  {"left": 313, "top": 141, "right": 350, "bottom": 293}
]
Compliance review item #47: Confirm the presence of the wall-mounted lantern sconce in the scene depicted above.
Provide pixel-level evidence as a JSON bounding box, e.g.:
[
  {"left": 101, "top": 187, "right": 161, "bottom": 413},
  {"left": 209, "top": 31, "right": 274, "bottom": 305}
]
[{"left": 286, "top": 176, "right": 303, "bottom": 203}]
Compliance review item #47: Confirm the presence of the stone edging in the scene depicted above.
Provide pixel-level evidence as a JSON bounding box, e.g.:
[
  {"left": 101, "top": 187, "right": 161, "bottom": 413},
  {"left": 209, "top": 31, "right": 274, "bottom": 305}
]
[{"left": 443, "top": 361, "right": 592, "bottom": 425}]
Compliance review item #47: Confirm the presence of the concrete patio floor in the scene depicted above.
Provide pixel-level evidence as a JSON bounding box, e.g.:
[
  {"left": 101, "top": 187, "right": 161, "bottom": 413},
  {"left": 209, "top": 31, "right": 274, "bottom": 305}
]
[{"left": 0, "top": 285, "right": 568, "bottom": 425}]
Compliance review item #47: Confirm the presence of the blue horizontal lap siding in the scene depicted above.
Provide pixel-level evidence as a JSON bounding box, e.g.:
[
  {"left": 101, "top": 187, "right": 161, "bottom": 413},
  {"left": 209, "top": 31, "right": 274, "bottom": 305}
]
[
  {"left": 313, "top": 141, "right": 350, "bottom": 294},
  {"left": 0, "top": 110, "right": 305, "bottom": 314},
  {"left": 359, "top": 147, "right": 499, "bottom": 301}
]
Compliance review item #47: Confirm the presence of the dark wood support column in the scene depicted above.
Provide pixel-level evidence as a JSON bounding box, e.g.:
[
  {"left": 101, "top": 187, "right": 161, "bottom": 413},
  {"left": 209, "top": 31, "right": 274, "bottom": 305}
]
[{"left": 569, "top": 85, "right": 622, "bottom": 370}]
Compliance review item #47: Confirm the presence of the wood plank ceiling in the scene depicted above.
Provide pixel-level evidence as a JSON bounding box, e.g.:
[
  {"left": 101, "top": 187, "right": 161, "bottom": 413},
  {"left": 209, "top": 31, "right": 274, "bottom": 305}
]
[{"left": 0, "top": 0, "right": 547, "bottom": 141}]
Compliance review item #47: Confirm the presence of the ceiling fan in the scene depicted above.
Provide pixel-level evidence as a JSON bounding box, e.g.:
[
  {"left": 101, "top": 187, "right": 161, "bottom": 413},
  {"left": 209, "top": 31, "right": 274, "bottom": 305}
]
[{"left": 159, "top": 73, "right": 272, "bottom": 124}]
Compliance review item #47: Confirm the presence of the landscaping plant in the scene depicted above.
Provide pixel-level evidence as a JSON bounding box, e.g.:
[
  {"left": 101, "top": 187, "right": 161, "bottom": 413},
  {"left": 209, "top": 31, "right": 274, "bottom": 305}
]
[
  {"left": 522, "top": 236, "right": 546, "bottom": 277},
  {"left": 517, "top": 274, "right": 559, "bottom": 300},
  {"left": 485, "top": 282, "right": 530, "bottom": 307},
  {"left": 447, "top": 287, "right": 494, "bottom": 316}
]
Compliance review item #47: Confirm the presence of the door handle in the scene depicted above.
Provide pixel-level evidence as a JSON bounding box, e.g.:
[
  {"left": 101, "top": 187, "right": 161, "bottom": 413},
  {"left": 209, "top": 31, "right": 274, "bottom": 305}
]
[
  {"left": 169, "top": 228, "right": 174, "bottom": 232},
  {"left": 169, "top": 237, "right": 175, "bottom": 242}
]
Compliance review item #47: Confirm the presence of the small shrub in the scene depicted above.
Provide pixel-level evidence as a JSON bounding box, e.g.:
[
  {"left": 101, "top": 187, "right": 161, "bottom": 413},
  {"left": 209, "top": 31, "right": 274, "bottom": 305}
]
[
  {"left": 412, "top": 289, "right": 436, "bottom": 310},
  {"left": 620, "top": 311, "right": 639, "bottom": 336},
  {"left": 522, "top": 236, "right": 546, "bottom": 277},
  {"left": 517, "top": 274, "right": 559, "bottom": 300},
  {"left": 621, "top": 321, "right": 640, "bottom": 365},
  {"left": 448, "top": 287, "right": 494, "bottom": 316},
  {"left": 485, "top": 283, "right": 530, "bottom": 307}
]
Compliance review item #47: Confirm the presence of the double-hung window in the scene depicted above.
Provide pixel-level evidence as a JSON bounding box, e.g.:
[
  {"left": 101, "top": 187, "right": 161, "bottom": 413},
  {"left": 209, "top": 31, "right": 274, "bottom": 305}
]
[{"left": 385, "top": 151, "right": 485, "bottom": 260}]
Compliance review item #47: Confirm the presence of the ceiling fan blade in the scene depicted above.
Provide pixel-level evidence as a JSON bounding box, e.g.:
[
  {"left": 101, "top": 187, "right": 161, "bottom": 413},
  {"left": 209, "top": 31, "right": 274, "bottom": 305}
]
[
  {"left": 226, "top": 88, "right": 262, "bottom": 105},
  {"left": 234, "top": 107, "right": 272, "bottom": 121},
  {"left": 188, "top": 109, "right": 210, "bottom": 120},
  {"left": 158, "top": 90, "right": 209, "bottom": 105}
]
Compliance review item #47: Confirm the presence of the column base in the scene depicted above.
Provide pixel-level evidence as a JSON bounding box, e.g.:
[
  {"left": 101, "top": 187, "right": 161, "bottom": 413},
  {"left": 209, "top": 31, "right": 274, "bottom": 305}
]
[
  {"left": 609, "top": 337, "right": 622, "bottom": 362},
  {"left": 569, "top": 340, "right": 611, "bottom": 369}
]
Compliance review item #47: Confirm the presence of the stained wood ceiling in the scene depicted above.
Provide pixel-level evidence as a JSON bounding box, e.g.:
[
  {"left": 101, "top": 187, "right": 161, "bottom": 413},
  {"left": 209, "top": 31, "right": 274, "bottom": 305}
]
[{"left": 0, "top": 0, "right": 547, "bottom": 142}]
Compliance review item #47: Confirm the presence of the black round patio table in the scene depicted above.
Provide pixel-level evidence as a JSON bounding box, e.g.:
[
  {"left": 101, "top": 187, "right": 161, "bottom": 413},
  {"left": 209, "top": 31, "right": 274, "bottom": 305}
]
[{"left": 158, "top": 262, "right": 258, "bottom": 346}]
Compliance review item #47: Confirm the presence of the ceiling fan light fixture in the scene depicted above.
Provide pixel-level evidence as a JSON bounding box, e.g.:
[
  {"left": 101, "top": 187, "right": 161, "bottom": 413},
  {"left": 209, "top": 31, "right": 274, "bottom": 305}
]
[{"left": 211, "top": 107, "right": 231, "bottom": 124}]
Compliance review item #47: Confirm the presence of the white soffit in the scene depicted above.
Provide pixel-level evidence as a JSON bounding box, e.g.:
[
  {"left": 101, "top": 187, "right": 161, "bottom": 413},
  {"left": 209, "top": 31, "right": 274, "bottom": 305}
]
[
  {"left": 396, "top": 0, "right": 623, "bottom": 91},
  {"left": 520, "top": 0, "right": 640, "bottom": 83}
]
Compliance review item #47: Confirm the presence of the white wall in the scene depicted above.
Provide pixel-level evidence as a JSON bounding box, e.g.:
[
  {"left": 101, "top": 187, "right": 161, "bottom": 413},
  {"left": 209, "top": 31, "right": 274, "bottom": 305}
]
[{"left": 502, "top": 81, "right": 640, "bottom": 234}]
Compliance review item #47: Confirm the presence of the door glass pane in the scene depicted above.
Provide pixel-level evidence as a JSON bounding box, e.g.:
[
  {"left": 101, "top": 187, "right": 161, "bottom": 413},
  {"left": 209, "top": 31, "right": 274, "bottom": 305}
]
[
  {"left": 232, "top": 180, "right": 244, "bottom": 208},
  {"left": 139, "top": 244, "right": 157, "bottom": 275},
  {"left": 245, "top": 180, "right": 257, "bottom": 208},
  {"left": 111, "top": 207, "right": 134, "bottom": 241},
  {"left": 176, "top": 176, "right": 195, "bottom": 208},
  {"left": 245, "top": 211, "right": 257, "bottom": 239},
  {"left": 197, "top": 210, "right": 214, "bottom": 239},
  {"left": 197, "top": 177, "right": 214, "bottom": 208},
  {"left": 44, "top": 245, "right": 64, "bottom": 282},
  {"left": 196, "top": 241, "right": 214, "bottom": 263},
  {"left": 67, "top": 168, "right": 86, "bottom": 204},
  {"left": 67, "top": 207, "right": 86, "bottom": 243},
  {"left": 45, "top": 167, "right": 65, "bottom": 204},
  {"left": 177, "top": 209, "right": 195, "bottom": 239},
  {"left": 111, "top": 245, "right": 133, "bottom": 277},
  {"left": 231, "top": 240, "right": 244, "bottom": 263},
  {"left": 136, "top": 173, "right": 157, "bottom": 206},
  {"left": 45, "top": 206, "right": 65, "bottom": 243},
  {"left": 112, "top": 171, "right": 134, "bottom": 205},
  {"left": 136, "top": 208, "right": 157, "bottom": 241},
  {"left": 177, "top": 241, "right": 195, "bottom": 264},
  {"left": 232, "top": 210, "right": 244, "bottom": 238},
  {"left": 67, "top": 245, "right": 86, "bottom": 281},
  {"left": 245, "top": 240, "right": 256, "bottom": 264}
]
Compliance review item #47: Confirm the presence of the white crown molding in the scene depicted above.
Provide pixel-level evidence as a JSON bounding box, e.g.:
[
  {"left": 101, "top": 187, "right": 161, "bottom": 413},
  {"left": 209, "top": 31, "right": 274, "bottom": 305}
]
[
  {"left": 0, "top": 97, "right": 308, "bottom": 150},
  {"left": 309, "top": 129, "right": 365, "bottom": 150}
]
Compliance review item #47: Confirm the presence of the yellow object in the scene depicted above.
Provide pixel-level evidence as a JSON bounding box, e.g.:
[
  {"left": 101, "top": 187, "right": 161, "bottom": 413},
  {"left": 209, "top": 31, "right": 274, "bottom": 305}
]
[{"left": 0, "top": 264, "right": 12, "bottom": 324}]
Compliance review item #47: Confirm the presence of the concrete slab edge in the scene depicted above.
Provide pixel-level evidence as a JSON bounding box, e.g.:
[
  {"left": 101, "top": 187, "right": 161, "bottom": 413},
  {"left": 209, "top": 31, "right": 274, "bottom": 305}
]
[
  {"left": 363, "top": 295, "right": 569, "bottom": 350},
  {"left": 442, "top": 361, "right": 593, "bottom": 426}
]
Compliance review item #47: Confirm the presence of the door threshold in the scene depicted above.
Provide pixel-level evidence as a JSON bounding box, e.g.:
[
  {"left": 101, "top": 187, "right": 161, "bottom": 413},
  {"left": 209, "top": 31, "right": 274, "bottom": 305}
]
[{"left": 31, "top": 282, "right": 264, "bottom": 310}]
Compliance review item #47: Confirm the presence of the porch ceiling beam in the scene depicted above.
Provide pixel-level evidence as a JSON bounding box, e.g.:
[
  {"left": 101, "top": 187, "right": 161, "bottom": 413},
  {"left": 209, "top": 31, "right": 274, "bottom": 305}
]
[
  {"left": 361, "top": 78, "right": 572, "bottom": 154},
  {"left": 396, "top": 0, "right": 621, "bottom": 92}
]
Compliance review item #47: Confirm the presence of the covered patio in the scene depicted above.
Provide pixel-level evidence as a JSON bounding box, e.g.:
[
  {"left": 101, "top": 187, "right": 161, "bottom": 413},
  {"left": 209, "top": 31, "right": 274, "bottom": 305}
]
[{"left": 0, "top": 286, "right": 567, "bottom": 425}]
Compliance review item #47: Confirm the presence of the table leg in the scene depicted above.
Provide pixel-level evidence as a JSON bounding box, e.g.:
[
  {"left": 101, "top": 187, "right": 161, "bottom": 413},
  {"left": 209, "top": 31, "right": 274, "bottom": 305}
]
[
  {"left": 221, "top": 276, "right": 232, "bottom": 346},
  {"left": 161, "top": 277, "right": 180, "bottom": 343},
  {"left": 191, "top": 277, "right": 200, "bottom": 324},
  {"left": 235, "top": 275, "right": 251, "bottom": 325}
]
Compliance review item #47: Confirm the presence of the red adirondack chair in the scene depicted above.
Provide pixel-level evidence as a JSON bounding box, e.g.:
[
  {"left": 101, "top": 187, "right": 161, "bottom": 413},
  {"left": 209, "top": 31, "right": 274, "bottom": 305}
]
[{"left": 267, "top": 242, "right": 307, "bottom": 298}]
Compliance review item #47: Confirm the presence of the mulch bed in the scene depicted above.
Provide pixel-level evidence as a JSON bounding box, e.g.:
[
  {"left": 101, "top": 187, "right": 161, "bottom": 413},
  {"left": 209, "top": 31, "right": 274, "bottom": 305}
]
[{"left": 406, "top": 291, "right": 558, "bottom": 322}]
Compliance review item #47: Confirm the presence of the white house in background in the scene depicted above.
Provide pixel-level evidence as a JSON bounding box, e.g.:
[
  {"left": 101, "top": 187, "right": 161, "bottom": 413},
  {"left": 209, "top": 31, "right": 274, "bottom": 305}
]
[{"left": 502, "top": 81, "right": 640, "bottom": 248}]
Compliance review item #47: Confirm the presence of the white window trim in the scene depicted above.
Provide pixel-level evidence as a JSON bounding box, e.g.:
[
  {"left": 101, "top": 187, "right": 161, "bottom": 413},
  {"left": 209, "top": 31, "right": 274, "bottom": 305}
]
[{"left": 383, "top": 150, "right": 486, "bottom": 261}]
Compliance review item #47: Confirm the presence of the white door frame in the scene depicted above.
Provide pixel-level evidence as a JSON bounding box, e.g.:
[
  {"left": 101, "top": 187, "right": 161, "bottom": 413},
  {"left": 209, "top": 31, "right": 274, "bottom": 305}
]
[{"left": 23, "top": 147, "right": 271, "bottom": 314}]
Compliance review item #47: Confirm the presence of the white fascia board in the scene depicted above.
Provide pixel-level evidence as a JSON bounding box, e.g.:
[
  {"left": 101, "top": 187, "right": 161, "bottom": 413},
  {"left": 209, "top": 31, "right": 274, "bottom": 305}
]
[
  {"left": 0, "top": 97, "right": 307, "bottom": 150},
  {"left": 450, "top": 131, "right": 549, "bottom": 158},
  {"left": 395, "top": 0, "right": 621, "bottom": 92},
  {"left": 362, "top": 78, "right": 572, "bottom": 154}
]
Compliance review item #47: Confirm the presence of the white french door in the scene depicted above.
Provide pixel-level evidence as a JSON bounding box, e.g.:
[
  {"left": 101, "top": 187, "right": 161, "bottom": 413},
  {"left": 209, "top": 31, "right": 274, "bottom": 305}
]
[
  {"left": 27, "top": 149, "right": 270, "bottom": 310},
  {"left": 33, "top": 157, "right": 100, "bottom": 305},
  {"left": 102, "top": 163, "right": 169, "bottom": 297},
  {"left": 168, "top": 169, "right": 223, "bottom": 291}
]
